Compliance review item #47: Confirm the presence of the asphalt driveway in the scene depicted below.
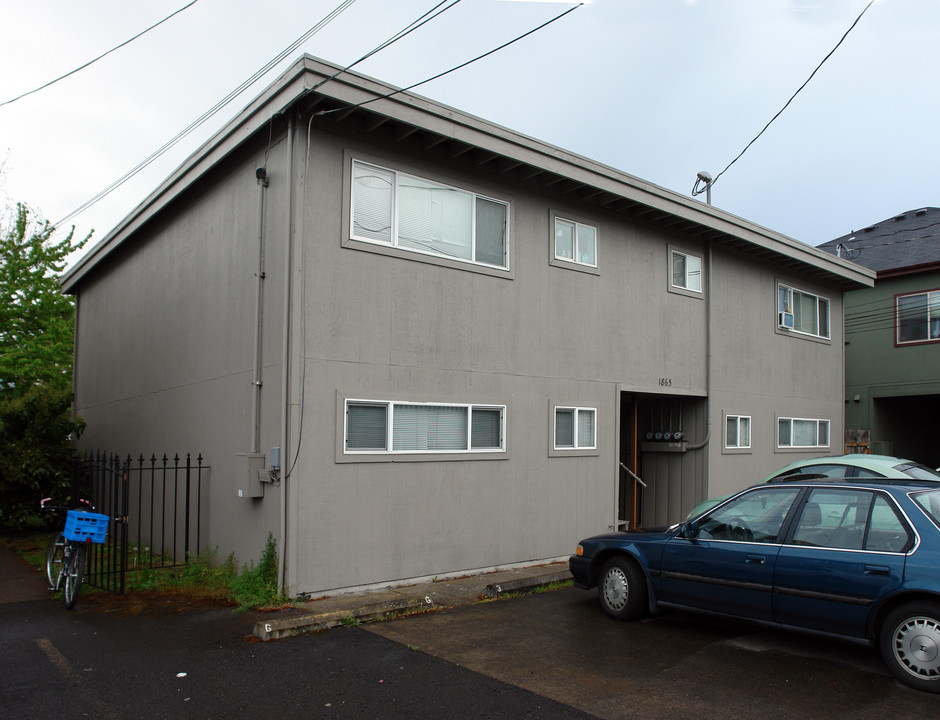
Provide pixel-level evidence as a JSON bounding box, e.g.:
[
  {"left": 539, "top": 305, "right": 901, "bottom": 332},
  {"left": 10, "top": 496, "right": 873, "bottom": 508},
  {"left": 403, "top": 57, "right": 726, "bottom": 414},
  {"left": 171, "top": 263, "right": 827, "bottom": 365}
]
[{"left": 367, "top": 587, "right": 939, "bottom": 720}]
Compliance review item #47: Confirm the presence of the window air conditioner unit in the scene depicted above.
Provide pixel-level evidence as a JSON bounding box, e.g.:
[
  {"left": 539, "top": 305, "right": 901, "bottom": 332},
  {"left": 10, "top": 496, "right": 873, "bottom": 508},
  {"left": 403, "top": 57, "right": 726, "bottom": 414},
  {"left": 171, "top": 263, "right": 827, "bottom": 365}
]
[{"left": 778, "top": 311, "right": 794, "bottom": 329}]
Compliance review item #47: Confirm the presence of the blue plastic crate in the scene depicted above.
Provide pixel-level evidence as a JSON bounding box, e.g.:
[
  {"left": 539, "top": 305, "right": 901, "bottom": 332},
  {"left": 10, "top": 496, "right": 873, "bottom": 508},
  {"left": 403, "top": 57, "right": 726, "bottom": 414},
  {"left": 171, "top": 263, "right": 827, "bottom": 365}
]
[{"left": 64, "top": 510, "right": 109, "bottom": 543}]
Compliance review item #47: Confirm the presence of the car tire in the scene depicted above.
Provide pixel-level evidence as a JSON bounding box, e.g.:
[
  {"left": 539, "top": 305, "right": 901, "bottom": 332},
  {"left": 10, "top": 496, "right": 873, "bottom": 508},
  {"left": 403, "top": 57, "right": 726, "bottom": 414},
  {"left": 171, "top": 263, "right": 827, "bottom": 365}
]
[
  {"left": 598, "top": 556, "right": 646, "bottom": 621},
  {"left": 880, "top": 601, "right": 940, "bottom": 692}
]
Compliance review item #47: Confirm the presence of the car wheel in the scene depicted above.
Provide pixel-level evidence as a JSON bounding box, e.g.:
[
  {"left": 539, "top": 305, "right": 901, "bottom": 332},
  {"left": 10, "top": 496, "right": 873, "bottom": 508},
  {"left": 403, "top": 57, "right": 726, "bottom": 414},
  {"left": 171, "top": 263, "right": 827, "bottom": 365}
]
[
  {"left": 880, "top": 602, "right": 940, "bottom": 692},
  {"left": 598, "top": 557, "right": 646, "bottom": 620}
]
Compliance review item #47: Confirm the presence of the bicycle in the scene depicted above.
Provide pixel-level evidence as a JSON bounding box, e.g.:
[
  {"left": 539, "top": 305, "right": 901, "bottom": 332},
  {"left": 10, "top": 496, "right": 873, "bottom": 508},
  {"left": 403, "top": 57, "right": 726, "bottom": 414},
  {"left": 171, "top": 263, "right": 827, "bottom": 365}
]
[{"left": 41, "top": 498, "right": 109, "bottom": 610}]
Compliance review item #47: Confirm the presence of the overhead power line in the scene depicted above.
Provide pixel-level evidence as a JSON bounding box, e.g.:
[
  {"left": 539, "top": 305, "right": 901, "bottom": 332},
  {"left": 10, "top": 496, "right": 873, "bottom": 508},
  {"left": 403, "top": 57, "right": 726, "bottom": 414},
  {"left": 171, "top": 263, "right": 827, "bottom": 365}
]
[
  {"left": 693, "top": 0, "right": 875, "bottom": 197},
  {"left": 55, "top": 0, "right": 583, "bottom": 232},
  {"left": 0, "top": 1, "right": 201, "bottom": 109},
  {"left": 316, "top": 2, "right": 584, "bottom": 118},
  {"left": 54, "top": 0, "right": 361, "bottom": 229}
]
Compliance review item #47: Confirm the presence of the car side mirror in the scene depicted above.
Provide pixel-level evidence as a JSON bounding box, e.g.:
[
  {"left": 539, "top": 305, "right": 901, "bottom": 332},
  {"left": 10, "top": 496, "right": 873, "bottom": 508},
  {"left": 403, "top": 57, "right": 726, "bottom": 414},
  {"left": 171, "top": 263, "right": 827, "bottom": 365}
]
[{"left": 677, "top": 521, "right": 695, "bottom": 539}]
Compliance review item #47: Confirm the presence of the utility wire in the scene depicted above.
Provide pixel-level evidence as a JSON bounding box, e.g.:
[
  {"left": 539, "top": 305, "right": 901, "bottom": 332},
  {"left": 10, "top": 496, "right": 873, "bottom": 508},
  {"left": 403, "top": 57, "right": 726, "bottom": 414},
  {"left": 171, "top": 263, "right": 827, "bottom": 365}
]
[
  {"left": 0, "top": 1, "right": 200, "bottom": 108},
  {"left": 307, "top": 0, "right": 463, "bottom": 98},
  {"left": 54, "top": 0, "right": 360, "bottom": 229},
  {"left": 315, "top": 2, "right": 584, "bottom": 117},
  {"left": 694, "top": 0, "right": 874, "bottom": 196}
]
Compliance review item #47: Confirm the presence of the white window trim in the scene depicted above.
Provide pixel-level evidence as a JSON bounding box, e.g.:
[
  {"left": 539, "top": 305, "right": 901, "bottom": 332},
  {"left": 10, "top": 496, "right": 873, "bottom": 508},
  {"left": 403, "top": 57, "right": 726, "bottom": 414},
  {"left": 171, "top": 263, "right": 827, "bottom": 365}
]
[
  {"left": 553, "top": 216, "right": 597, "bottom": 269},
  {"left": 552, "top": 406, "right": 597, "bottom": 451},
  {"left": 776, "top": 282, "right": 831, "bottom": 340},
  {"left": 724, "top": 414, "right": 752, "bottom": 451},
  {"left": 343, "top": 399, "right": 507, "bottom": 456},
  {"left": 350, "top": 158, "right": 510, "bottom": 271},
  {"left": 670, "top": 248, "right": 703, "bottom": 294},
  {"left": 776, "top": 416, "right": 830, "bottom": 450}
]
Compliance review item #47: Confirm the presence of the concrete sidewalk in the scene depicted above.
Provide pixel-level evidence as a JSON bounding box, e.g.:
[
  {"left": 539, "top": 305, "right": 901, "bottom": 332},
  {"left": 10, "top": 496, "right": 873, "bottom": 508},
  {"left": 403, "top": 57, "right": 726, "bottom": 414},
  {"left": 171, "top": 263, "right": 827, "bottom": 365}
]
[
  {"left": 0, "top": 541, "right": 572, "bottom": 639},
  {"left": 252, "top": 562, "right": 572, "bottom": 641},
  {"left": 0, "top": 540, "right": 49, "bottom": 603}
]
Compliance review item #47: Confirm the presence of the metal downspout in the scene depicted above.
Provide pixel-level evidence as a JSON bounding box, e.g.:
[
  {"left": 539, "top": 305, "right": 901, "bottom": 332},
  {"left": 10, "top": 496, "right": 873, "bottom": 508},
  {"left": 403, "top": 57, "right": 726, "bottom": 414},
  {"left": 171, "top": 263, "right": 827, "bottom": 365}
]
[
  {"left": 686, "top": 240, "right": 713, "bottom": 452},
  {"left": 278, "top": 114, "right": 295, "bottom": 594},
  {"left": 250, "top": 169, "right": 268, "bottom": 455}
]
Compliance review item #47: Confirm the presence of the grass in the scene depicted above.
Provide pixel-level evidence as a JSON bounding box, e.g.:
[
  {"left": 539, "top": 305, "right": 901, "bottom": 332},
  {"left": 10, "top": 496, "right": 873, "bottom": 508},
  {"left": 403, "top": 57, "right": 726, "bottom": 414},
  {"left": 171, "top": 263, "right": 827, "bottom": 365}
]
[{"left": 3, "top": 530, "right": 288, "bottom": 612}]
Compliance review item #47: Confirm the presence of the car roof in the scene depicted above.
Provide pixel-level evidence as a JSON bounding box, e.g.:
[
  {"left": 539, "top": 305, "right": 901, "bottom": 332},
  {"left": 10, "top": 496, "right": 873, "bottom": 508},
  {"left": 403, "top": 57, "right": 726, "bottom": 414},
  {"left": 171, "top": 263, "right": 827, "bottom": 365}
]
[
  {"left": 761, "top": 454, "right": 926, "bottom": 482},
  {"left": 765, "top": 474, "right": 939, "bottom": 491}
]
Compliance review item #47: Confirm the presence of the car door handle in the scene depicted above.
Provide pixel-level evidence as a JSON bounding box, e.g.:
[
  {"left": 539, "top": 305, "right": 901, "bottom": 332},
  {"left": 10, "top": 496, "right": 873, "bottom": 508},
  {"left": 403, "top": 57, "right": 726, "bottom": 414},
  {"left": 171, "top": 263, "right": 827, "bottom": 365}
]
[
  {"left": 864, "top": 565, "right": 891, "bottom": 575},
  {"left": 746, "top": 554, "right": 766, "bottom": 565}
]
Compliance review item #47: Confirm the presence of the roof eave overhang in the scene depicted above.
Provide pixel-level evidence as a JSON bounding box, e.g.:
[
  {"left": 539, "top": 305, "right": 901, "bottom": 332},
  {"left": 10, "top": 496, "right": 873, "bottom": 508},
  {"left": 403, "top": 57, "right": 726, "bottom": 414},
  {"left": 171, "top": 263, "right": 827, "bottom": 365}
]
[{"left": 62, "top": 55, "right": 874, "bottom": 293}]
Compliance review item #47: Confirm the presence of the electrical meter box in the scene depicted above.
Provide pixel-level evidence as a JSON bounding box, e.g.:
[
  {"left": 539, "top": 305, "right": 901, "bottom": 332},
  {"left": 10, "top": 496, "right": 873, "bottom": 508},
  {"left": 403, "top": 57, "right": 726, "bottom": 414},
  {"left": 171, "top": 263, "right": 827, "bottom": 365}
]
[{"left": 236, "top": 452, "right": 266, "bottom": 498}]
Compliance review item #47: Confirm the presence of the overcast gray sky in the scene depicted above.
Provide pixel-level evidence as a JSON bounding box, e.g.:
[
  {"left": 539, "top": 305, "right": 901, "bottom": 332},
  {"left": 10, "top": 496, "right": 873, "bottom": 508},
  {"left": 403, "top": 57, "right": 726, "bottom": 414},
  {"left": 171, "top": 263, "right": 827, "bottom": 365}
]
[{"left": 0, "top": 0, "right": 935, "bottom": 264}]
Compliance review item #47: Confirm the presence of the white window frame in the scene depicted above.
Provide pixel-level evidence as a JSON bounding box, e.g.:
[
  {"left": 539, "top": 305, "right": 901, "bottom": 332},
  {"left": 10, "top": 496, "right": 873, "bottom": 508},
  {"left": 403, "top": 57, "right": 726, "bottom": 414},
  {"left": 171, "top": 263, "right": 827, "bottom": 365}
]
[
  {"left": 553, "top": 217, "right": 597, "bottom": 268},
  {"left": 725, "top": 414, "right": 751, "bottom": 450},
  {"left": 344, "top": 399, "right": 506, "bottom": 455},
  {"left": 350, "top": 159, "right": 509, "bottom": 270},
  {"left": 896, "top": 289, "right": 940, "bottom": 345},
  {"left": 777, "top": 416, "right": 830, "bottom": 449},
  {"left": 671, "top": 249, "right": 703, "bottom": 293},
  {"left": 553, "top": 406, "right": 596, "bottom": 450},
  {"left": 777, "top": 283, "right": 830, "bottom": 340}
]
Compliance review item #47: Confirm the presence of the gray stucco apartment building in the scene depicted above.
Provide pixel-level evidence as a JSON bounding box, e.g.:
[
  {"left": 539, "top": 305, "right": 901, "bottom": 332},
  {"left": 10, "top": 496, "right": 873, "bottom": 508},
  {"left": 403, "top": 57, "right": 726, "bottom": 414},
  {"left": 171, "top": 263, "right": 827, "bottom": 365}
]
[{"left": 61, "top": 56, "right": 873, "bottom": 595}]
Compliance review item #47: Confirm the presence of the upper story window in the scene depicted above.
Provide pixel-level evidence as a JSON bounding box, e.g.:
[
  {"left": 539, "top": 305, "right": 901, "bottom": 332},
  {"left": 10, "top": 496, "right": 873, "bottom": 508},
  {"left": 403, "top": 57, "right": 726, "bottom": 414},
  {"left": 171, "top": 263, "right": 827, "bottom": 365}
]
[
  {"left": 725, "top": 414, "right": 751, "bottom": 449},
  {"left": 554, "top": 217, "right": 596, "bottom": 268},
  {"left": 671, "top": 250, "right": 702, "bottom": 292},
  {"left": 554, "top": 406, "right": 596, "bottom": 450},
  {"left": 777, "top": 283, "right": 830, "bottom": 339},
  {"left": 345, "top": 399, "right": 505, "bottom": 455},
  {"left": 351, "top": 160, "right": 509, "bottom": 270},
  {"left": 897, "top": 289, "right": 940, "bottom": 345},
  {"left": 777, "top": 417, "right": 829, "bottom": 449}
]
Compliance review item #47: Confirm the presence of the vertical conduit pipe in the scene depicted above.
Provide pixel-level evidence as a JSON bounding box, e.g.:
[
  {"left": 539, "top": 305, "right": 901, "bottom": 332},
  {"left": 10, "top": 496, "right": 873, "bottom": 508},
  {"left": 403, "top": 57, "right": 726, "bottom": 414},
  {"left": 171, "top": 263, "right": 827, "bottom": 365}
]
[
  {"left": 250, "top": 169, "right": 268, "bottom": 454},
  {"left": 278, "top": 113, "right": 295, "bottom": 594},
  {"left": 686, "top": 240, "right": 712, "bottom": 452}
]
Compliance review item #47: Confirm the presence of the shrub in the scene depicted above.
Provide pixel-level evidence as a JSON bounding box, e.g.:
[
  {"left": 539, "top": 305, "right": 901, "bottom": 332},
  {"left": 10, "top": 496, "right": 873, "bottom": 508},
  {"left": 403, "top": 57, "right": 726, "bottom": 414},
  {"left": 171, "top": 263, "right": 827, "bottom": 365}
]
[{"left": 231, "top": 533, "right": 286, "bottom": 611}]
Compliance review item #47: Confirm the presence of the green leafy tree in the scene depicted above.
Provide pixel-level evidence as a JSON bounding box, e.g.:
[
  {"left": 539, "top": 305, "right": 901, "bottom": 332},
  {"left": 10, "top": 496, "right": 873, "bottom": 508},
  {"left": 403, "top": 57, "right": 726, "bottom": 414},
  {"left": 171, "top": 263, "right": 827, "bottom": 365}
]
[
  {"left": 0, "top": 202, "right": 91, "bottom": 529},
  {"left": 1, "top": 203, "right": 90, "bottom": 391}
]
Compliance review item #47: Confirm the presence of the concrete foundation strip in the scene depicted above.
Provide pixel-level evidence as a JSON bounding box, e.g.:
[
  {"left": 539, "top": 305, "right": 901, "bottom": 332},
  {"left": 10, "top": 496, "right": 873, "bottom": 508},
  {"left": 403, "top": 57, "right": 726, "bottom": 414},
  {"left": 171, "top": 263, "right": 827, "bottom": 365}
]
[{"left": 253, "top": 596, "right": 437, "bottom": 641}]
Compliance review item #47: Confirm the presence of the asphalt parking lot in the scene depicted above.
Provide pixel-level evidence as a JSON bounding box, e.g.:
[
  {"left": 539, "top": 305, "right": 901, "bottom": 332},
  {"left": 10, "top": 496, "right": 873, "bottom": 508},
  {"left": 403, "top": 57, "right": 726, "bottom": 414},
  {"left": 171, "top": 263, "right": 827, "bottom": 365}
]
[{"left": 368, "top": 586, "right": 939, "bottom": 719}]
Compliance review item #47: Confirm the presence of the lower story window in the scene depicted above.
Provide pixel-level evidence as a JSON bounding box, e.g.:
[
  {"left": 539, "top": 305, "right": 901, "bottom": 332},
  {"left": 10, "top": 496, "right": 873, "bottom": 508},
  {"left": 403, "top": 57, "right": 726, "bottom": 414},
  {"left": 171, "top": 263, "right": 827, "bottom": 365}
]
[
  {"left": 345, "top": 400, "right": 505, "bottom": 454},
  {"left": 777, "top": 417, "right": 829, "bottom": 449},
  {"left": 555, "top": 407, "right": 596, "bottom": 449},
  {"left": 725, "top": 415, "right": 751, "bottom": 449}
]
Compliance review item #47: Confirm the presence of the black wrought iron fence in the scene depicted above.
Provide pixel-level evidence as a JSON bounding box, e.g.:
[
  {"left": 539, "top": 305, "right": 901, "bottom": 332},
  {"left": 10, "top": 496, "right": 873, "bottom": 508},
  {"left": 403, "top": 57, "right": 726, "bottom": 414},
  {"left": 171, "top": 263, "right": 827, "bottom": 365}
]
[{"left": 71, "top": 452, "right": 207, "bottom": 594}]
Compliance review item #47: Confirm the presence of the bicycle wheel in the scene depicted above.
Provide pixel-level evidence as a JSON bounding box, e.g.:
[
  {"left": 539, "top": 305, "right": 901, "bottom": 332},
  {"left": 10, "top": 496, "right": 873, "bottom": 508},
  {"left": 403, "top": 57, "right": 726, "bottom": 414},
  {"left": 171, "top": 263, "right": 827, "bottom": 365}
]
[
  {"left": 45, "top": 533, "right": 66, "bottom": 590},
  {"left": 62, "top": 543, "right": 86, "bottom": 610}
]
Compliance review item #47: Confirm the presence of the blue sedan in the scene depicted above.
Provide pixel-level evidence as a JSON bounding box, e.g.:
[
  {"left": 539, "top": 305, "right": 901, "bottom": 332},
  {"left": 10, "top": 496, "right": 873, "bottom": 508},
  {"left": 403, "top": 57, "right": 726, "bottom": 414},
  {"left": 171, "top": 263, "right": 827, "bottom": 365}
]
[{"left": 570, "top": 477, "right": 940, "bottom": 692}]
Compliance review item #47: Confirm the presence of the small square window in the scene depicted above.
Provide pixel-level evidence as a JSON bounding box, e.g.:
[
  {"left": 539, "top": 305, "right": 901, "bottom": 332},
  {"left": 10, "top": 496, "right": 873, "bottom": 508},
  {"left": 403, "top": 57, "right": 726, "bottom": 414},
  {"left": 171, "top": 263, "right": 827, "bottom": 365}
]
[
  {"left": 725, "top": 415, "right": 751, "bottom": 449},
  {"left": 554, "top": 407, "right": 596, "bottom": 450},
  {"left": 554, "top": 217, "right": 597, "bottom": 268},
  {"left": 672, "top": 250, "right": 702, "bottom": 292}
]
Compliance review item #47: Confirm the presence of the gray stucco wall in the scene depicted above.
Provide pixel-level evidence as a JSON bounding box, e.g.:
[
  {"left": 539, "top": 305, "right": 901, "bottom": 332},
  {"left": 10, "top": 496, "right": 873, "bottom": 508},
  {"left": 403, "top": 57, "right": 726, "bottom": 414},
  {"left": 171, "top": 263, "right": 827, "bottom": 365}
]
[
  {"left": 69, "top": 111, "right": 849, "bottom": 594},
  {"left": 72, "top": 138, "right": 290, "bottom": 567},
  {"left": 281, "top": 127, "right": 847, "bottom": 593}
]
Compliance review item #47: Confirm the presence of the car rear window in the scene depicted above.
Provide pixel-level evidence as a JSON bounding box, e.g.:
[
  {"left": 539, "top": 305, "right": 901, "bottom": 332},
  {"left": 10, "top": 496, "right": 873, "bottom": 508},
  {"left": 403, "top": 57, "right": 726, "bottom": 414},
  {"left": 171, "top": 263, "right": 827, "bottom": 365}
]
[
  {"left": 896, "top": 463, "right": 940, "bottom": 481},
  {"left": 912, "top": 489, "right": 940, "bottom": 530}
]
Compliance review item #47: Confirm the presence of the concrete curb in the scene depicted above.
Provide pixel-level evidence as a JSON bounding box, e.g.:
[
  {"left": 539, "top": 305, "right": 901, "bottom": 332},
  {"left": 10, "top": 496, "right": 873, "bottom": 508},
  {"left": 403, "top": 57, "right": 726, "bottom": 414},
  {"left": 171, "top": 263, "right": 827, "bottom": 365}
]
[
  {"left": 483, "top": 571, "right": 572, "bottom": 598},
  {"left": 253, "top": 595, "right": 438, "bottom": 641},
  {"left": 252, "top": 568, "right": 573, "bottom": 642}
]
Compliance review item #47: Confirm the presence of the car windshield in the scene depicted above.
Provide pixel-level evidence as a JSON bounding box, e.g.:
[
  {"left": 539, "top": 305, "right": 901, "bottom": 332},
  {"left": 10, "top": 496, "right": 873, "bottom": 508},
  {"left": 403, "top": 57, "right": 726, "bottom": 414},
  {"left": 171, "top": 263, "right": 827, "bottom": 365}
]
[
  {"left": 895, "top": 463, "right": 940, "bottom": 481},
  {"left": 911, "top": 489, "right": 940, "bottom": 529}
]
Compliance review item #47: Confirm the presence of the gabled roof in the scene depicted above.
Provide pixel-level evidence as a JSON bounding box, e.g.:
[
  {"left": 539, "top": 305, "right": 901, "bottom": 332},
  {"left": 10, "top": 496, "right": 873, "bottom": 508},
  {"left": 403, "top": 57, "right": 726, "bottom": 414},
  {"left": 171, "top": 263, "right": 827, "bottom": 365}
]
[
  {"left": 62, "top": 55, "right": 873, "bottom": 293},
  {"left": 819, "top": 207, "right": 940, "bottom": 274}
]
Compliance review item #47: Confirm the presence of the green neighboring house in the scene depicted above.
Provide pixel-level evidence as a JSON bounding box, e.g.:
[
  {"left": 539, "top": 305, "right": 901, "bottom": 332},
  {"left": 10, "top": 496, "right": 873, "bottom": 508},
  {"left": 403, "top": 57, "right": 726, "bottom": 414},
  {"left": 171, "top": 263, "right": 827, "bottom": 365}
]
[{"left": 819, "top": 207, "right": 940, "bottom": 467}]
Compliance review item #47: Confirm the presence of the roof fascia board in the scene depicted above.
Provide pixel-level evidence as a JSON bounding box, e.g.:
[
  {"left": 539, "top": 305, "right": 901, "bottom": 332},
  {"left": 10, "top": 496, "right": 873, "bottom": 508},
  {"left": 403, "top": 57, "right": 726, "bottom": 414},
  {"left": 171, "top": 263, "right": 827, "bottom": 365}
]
[
  {"left": 62, "top": 54, "right": 873, "bottom": 292},
  {"left": 61, "top": 58, "right": 314, "bottom": 291}
]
